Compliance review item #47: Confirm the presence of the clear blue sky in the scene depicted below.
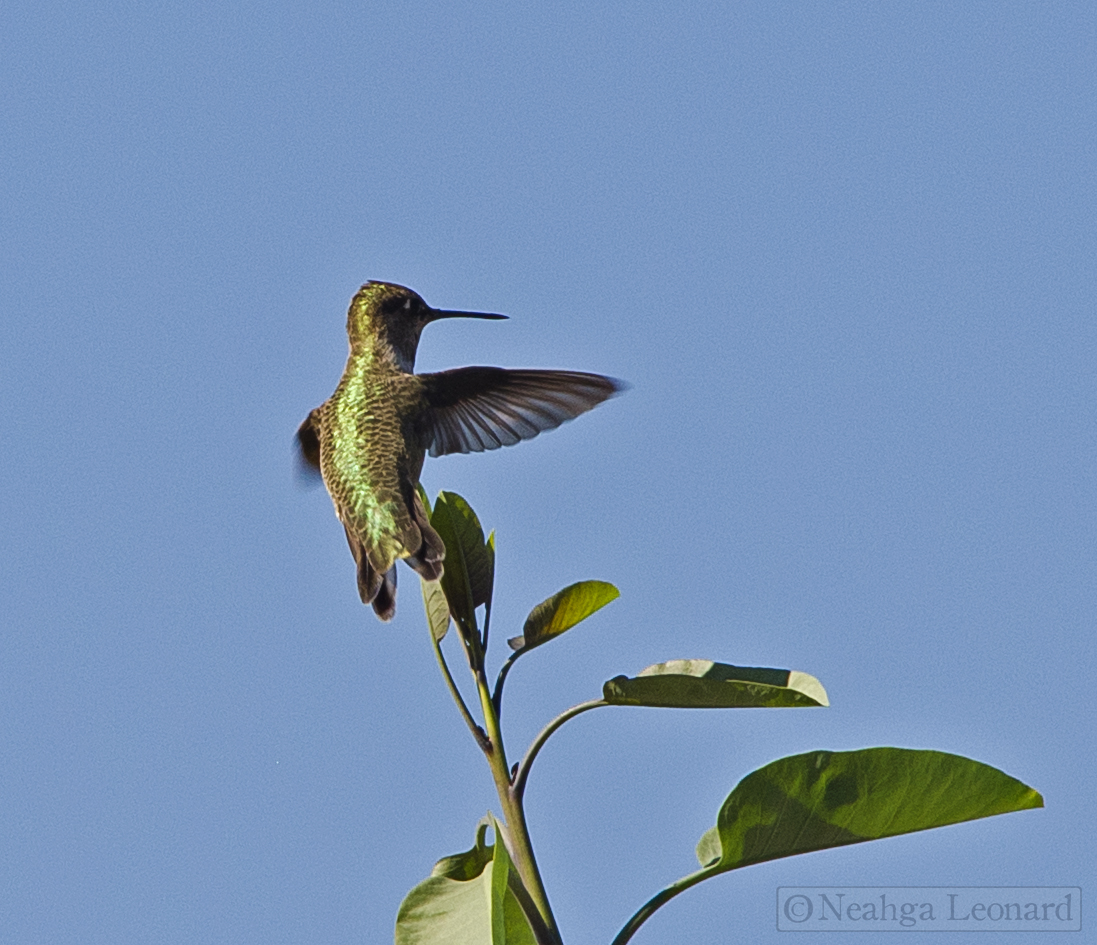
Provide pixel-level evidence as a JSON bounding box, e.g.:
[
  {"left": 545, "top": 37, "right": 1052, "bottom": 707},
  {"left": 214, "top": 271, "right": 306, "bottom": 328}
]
[{"left": 3, "top": 2, "right": 1093, "bottom": 943}]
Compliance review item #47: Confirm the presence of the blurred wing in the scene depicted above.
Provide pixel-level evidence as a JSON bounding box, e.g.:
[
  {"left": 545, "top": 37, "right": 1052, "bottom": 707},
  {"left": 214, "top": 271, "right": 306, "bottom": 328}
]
[
  {"left": 296, "top": 409, "right": 324, "bottom": 484},
  {"left": 418, "top": 368, "right": 625, "bottom": 458}
]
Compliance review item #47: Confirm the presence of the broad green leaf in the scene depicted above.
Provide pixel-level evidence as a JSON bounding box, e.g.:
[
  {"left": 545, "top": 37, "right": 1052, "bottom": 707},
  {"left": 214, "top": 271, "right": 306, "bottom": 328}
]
[
  {"left": 695, "top": 748, "right": 1043, "bottom": 871},
  {"left": 603, "top": 660, "right": 828, "bottom": 708},
  {"left": 432, "top": 492, "right": 494, "bottom": 628},
  {"left": 421, "top": 579, "right": 451, "bottom": 642},
  {"left": 396, "top": 816, "right": 536, "bottom": 945},
  {"left": 509, "top": 581, "right": 619, "bottom": 651}
]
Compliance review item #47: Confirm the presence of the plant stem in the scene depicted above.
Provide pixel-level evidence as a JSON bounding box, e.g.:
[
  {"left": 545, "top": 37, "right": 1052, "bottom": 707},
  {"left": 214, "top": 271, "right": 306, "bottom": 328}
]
[
  {"left": 429, "top": 628, "right": 490, "bottom": 752},
  {"left": 481, "top": 598, "right": 492, "bottom": 653},
  {"left": 512, "top": 699, "right": 607, "bottom": 802},
  {"left": 475, "top": 670, "right": 563, "bottom": 944},
  {"left": 507, "top": 871, "right": 557, "bottom": 945},
  {"left": 492, "top": 649, "right": 521, "bottom": 717},
  {"left": 610, "top": 866, "right": 720, "bottom": 945}
]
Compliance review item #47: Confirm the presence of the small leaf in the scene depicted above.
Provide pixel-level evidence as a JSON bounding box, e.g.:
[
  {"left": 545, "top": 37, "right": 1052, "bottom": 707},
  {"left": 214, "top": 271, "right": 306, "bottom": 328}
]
[
  {"left": 484, "top": 531, "right": 496, "bottom": 615},
  {"left": 695, "top": 826, "right": 722, "bottom": 869},
  {"left": 603, "top": 660, "right": 828, "bottom": 708},
  {"left": 696, "top": 748, "right": 1043, "bottom": 871},
  {"left": 396, "top": 816, "right": 536, "bottom": 945},
  {"left": 431, "top": 820, "right": 493, "bottom": 881},
  {"left": 509, "top": 581, "right": 619, "bottom": 651},
  {"left": 421, "top": 579, "right": 451, "bottom": 642},
  {"left": 432, "top": 492, "right": 494, "bottom": 628}
]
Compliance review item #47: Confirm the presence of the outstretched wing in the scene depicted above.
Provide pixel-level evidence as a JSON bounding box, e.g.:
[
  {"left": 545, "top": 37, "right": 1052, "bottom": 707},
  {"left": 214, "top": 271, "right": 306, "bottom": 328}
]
[{"left": 417, "top": 367, "right": 625, "bottom": 458}]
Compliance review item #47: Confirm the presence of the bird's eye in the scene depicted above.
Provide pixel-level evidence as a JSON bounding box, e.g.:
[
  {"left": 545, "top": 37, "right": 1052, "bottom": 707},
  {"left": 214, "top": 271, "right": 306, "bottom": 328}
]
[{"left": 382, "top": 296, "right": 411, "bottom": 315}]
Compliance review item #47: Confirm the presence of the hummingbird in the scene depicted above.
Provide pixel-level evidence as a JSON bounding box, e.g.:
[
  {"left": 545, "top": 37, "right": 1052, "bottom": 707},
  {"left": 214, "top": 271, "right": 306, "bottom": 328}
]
[{"left": 297, "top": 281, "right": 624, "bottom": 621}]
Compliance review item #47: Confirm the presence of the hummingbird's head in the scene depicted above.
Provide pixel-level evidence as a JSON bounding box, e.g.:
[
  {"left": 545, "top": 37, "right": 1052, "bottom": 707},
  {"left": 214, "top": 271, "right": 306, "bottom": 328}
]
[{"left": 346, "top": 281, "right": 506, "bottom": 371}]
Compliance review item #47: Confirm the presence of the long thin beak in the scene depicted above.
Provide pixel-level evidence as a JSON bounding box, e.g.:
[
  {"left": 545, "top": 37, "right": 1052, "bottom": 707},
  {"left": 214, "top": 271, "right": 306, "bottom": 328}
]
[{"left": 429, "top": 308, "right": 508, "bottom": 321}]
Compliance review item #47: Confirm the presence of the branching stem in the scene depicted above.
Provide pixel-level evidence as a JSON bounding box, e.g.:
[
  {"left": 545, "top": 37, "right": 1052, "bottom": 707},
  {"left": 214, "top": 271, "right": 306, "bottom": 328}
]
[
  {"left": 610, "top": 866, "right": 720, "bottom": 945},
  {"left": 512, "top": 699, "right": 607, "bottom": 802},
  {"left": 492, "top": 648, "right": 522, "bottom": 717},
  {"left": 429, "top": 629, "right": 489, "bottom": 752},
  {"left": 481, "top": 599, "right": 492, "bottom": 653},
  {"left": 475, "top": 669, "right": 563, "bottom": 944}
]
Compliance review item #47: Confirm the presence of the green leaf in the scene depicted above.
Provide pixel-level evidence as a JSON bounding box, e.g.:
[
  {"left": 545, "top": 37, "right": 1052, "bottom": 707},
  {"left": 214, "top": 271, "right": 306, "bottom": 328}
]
[
  {"left": 509, "top": 581, "right": 619, "bottom": 651},
  {"left": 431, "top": 492, "right": 494, "bottom": 628},
  {"left": 484, "top": 531, "right": 496, "bottom": 614},
  {"left": 396, "top": 816, "right": 536, "bottom": 945},
  {"left": 430, "top": 820, "right": 493, "bottom": 881},
  {"left": 603, "top": 660, "right": 828, "bottom": 708},
  {"left": 695, "top": 748, "right": 1043, "bottom": 871},
  {"left": 488, "top": 816, "right": 537, "bottom": 944},
  {"left": 421, "top": 579, "right": 451, "bottom": 642}
]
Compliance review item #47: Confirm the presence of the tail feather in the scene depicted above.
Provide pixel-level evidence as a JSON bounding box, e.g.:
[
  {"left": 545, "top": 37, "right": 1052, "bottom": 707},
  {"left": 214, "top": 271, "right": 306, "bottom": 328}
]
[
  {"left": 343, "top": 524, "right": 384, "bottom": 606},
  {"left": 372, "top": 567, "right": 397, "bottom": 621},
  {"left": 341, "top": 488, "right": 446, "bottom": 621}
]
